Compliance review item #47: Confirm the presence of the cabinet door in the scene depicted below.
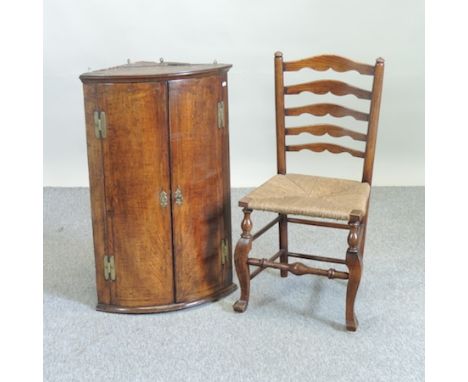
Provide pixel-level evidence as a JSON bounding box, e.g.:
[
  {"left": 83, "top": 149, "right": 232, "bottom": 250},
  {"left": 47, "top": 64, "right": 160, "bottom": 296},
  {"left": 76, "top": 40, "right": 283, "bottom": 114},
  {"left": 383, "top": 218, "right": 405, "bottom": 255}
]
[
  {"left": 97, "top": 82, "right": 174, "bottom": 307},
  {"left": 169, "top": 75, "right": 231, "bottom": 302}
]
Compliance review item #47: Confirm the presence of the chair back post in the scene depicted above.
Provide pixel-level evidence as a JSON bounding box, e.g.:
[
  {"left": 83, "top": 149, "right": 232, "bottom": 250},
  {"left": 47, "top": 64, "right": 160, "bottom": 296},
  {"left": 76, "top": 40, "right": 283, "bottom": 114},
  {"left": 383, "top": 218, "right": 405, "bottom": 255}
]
[
  {"left": 362, "top": 58, "right": 385, "bottom": 185},
  {"left": 274, "top": 51, "right": 287, "bottom": 174}
]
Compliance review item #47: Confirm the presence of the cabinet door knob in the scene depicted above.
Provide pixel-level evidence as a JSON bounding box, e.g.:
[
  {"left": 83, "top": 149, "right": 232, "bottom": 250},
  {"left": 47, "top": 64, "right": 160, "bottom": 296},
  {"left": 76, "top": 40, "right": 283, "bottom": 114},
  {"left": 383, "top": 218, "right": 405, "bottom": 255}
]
[
  {"left": 159, "top": 190, "right": 168, "bottom": 207},
  {"left": 174, "top": 187, "right": 184, "bottom": 205}
]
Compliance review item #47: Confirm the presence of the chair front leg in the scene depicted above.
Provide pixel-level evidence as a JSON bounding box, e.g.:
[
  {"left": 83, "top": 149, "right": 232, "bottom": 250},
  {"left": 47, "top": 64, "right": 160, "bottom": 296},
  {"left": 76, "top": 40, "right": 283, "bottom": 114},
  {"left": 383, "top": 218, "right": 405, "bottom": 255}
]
[
  {"left": 345, "top": 211, "right": 363, "bottom": 331},
  {"left": 233, "top": 208, "right": 253, "bottom": 313}
]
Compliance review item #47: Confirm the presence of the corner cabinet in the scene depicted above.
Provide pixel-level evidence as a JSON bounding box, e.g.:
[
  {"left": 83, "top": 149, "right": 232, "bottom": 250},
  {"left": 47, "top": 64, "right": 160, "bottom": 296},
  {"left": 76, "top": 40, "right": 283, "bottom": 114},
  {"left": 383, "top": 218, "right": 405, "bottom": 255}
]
[{"left": 80, "top": 61, "right": 236, "bottom": 313}]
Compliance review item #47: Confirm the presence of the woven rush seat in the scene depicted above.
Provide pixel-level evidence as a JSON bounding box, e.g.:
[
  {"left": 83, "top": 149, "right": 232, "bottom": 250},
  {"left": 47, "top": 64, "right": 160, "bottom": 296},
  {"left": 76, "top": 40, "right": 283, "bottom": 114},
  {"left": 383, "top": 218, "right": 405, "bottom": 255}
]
[{"left": 240, "top": 174, "right": 370, "bottom": 221}]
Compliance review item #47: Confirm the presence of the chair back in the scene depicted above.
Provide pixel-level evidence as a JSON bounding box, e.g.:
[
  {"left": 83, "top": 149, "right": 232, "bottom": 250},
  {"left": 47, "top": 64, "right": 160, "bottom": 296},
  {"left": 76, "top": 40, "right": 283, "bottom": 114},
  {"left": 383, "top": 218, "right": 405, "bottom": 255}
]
[{"left": 274, "top": 52, "right": 384, "bottom": 185}]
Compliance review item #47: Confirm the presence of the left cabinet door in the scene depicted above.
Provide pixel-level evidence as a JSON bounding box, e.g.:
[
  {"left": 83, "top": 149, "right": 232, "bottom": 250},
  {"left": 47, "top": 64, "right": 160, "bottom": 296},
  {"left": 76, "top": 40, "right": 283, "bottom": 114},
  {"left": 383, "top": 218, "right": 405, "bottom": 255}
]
[{"left": 84, "top": 82, "right": 174, "bottom": 308}]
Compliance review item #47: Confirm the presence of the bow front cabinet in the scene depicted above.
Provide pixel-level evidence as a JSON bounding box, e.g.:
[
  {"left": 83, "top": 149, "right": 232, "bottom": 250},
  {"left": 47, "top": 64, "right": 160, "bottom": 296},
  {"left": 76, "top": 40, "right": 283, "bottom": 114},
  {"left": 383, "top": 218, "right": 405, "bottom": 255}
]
[{"left": 80, "top": 62, "right": 236, "bottom": 313}]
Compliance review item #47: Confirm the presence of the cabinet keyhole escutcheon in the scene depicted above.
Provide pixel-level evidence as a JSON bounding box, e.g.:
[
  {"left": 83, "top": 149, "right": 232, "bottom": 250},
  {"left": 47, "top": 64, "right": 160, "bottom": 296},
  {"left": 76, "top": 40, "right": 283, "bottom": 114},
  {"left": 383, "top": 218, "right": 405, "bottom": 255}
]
[
  {"left": 174, "top": 187, "right": 184, "bottom": 205},
  {"left": 159, "top": 190, "right": 168, "bottom": 207}
]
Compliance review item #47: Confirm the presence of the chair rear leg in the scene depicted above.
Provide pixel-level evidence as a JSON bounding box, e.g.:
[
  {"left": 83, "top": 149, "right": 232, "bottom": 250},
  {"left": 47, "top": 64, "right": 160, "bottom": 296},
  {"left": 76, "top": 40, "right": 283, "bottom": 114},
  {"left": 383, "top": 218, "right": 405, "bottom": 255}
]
[
  {"left": 345, "top": 212, "right": 363, "bottom": 331},
  {"left": 233, "top": 208, "right": 253, "bottom": 313},
  {"left": 279, "top": 214, "right": 288, "bottom": 277}
]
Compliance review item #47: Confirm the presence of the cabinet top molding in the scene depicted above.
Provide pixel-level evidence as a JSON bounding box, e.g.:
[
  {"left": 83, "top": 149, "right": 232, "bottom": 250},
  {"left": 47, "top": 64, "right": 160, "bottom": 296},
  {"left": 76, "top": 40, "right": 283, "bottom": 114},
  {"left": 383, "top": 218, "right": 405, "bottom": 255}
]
[{"left": 80, "top": 61, "right": 232, "bottom": 82}]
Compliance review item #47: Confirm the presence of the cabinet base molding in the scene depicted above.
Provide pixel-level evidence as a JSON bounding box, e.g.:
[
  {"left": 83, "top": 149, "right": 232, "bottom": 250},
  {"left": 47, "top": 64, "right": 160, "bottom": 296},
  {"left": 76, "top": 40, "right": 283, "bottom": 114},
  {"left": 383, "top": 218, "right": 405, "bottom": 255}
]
[{"left": 96, "top": 283, "right": 237, "bottom": 314}]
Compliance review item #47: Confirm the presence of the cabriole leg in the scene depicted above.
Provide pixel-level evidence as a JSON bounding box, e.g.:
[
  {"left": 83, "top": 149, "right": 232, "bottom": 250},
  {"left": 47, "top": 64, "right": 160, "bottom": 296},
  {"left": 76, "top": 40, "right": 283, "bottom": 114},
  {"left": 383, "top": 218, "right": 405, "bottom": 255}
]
[
  {"left": 233, "top": 208, "right": 253, "bottom": 313},
  {"left": 345, "top": 212, "right": 363, "bottom": 331}
]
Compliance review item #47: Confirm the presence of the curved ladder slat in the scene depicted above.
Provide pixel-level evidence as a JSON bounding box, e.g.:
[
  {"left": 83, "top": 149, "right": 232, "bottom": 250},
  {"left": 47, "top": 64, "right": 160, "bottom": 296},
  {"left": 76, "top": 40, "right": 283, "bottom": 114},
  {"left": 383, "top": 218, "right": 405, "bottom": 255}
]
[
  {"left": 285, "top": 103, "right": 369, "bottom": 121},
  {"left": 284, "top": 80, "right": 372, "bottom": 100},
  {"left": 283, "top": 55, "right": 375, "bottom": 75},
  {"left": 286, "top": 143, "right": 365, "bottom": 158},
  {"left": 285, "top": 124, "right": 367, "bottom": 142}
]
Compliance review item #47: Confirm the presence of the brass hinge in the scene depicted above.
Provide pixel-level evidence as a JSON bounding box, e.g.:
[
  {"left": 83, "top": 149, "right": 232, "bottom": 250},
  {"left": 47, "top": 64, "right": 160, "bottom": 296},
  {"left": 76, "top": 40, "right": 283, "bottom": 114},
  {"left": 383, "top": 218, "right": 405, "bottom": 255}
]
[
  {"left": 104, "top": 255, "right": 116, "bottom": 281},
  {"left": 221, "top": 239, "right": 229, "bottom": 265},
  {"left": 217, "top": 101, "right": 225, "bottom": 129},
  {"left": 94, "top": 111, "right": 107, "bottom": 139}
]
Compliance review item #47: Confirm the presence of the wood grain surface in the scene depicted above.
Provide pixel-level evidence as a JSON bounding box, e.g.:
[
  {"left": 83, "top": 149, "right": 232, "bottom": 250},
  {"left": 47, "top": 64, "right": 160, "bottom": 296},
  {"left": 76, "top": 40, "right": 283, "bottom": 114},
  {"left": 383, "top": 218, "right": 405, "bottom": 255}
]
[
  {"left": 285, "top": 80, "right": 372, "bottom": 99},
  {"left": 285, "top": 103, "right": 369, "bottom": 121},
  {"left": 82, "top": 66, "right": 235, "bottom": 313},
  {"left": 283, "top": 54, "right": 375, "bottom": 75},
  {"left": 99, "top": 82, "right": 174, "bottom": 307},
  {"left": 169, "top": 75, "right": 229, "bottom": 302}
]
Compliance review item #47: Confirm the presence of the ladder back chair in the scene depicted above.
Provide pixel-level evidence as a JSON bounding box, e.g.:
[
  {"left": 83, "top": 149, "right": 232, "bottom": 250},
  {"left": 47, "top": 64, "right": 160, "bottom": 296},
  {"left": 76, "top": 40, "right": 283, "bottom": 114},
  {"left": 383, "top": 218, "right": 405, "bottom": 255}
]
[{"left": 232, "top": 52, "right": 384, "bottom": 331}]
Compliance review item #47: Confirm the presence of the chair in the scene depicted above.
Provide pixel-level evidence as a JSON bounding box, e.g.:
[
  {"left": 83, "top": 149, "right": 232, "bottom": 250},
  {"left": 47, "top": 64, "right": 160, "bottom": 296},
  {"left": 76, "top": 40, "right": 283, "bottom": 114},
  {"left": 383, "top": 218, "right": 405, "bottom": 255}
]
[{"left": 232, "top": 52, "right": 384, "bottom": 331}]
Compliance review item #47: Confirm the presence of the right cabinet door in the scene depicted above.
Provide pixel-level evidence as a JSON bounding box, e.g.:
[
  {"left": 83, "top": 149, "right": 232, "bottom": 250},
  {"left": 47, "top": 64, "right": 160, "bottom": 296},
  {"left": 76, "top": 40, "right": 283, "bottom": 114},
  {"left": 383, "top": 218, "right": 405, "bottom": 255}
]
[{"left": 169, "top": 74, "right": 231, "bottom": 302}]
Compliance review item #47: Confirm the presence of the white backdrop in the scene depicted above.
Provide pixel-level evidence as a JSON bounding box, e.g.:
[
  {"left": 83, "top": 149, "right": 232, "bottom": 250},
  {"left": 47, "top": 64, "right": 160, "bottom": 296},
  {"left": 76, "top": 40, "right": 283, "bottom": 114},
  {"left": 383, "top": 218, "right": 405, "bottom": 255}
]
[{"left": 44, "top": 0, "right": 424, "bottom": 187}]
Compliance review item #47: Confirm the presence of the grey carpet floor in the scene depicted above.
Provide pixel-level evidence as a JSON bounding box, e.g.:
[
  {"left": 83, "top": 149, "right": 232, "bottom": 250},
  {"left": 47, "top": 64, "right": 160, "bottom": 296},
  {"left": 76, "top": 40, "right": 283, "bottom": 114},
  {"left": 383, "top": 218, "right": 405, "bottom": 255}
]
[{"left": 44, "top": 187, "right": 424, "bottom": 382}]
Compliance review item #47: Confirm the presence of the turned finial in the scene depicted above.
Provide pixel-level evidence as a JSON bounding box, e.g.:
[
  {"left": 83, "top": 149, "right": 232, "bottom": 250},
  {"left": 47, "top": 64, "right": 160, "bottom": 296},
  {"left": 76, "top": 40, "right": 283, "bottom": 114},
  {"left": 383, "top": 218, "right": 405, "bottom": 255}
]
[{"left": 240, "top": 208, "right": 253, "bottom": 239}]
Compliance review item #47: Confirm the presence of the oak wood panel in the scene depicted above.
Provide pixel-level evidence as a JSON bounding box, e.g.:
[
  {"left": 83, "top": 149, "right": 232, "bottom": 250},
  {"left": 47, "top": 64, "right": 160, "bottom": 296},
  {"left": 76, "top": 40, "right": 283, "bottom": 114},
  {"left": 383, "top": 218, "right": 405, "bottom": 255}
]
[
  {"left": 83, "top": 84, "right": 111, "bottom": 305},
  {"left": 286, "top": 124, "right": 367, "bottom": 142},
  {"left": 285, "top": 103, "right": 369, "bottom": 121},
  {"left": 169, "top": 75, "right": 226, "bottom": 302},
  {"left": 286, "top": 142, "right": 365, "bottom": 158},
  {"left": 283, "top": 54, "right": 375, "bottom": 75},
  {"left": 220, "top": 72, "right": 233, "bottom": 288},
  {"left": 99, "top": 82, "right": 174, "bottom": 307},
  {"left": 284, "top": 80, "right": 372, "bottom": 99}
]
